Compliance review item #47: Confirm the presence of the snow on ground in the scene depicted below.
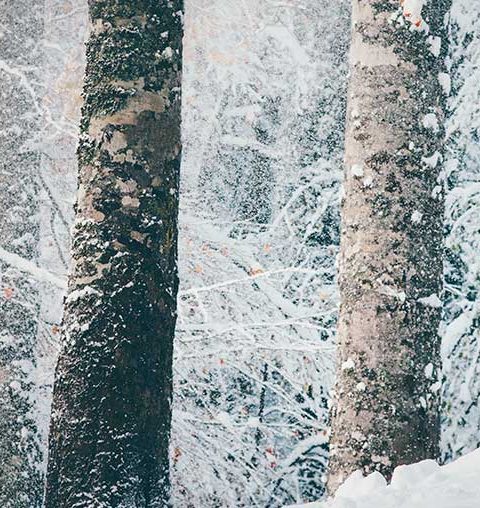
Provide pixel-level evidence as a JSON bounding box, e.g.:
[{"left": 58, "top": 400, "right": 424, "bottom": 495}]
[{"left": 288, "top": 448, "right": 480, "bottom": 508}]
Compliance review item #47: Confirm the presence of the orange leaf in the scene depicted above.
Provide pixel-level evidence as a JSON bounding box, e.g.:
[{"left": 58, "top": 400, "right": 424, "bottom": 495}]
[
  {"left": 173, "top": 447, "right": 182, "bottom": 464},
  {"left": 3, "top": 287, "right": 14, "bottom": 300}
]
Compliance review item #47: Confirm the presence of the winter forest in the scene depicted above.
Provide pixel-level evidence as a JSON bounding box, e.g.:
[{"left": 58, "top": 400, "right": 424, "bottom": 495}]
[{"left": 1, "top": 0, "right": 480, "bottom": 507}]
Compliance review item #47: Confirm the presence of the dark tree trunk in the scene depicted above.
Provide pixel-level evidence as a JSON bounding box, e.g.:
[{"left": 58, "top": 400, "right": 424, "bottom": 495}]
[
  {"left": 0, "top": 1, "right": 44, "bottom": 506},
  {"left": 327, "top": 0, "right": 451, "bottom": 494},
  {"left": 45, "top": 1, "right": 183, "bottom": 506}
]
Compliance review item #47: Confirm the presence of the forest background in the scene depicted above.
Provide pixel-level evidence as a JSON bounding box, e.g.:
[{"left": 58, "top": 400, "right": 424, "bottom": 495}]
[{"left": 0, "top": 0, "right": 479, "bottom": 507}]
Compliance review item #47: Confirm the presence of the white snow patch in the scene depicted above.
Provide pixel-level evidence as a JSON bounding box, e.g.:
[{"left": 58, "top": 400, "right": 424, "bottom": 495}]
[
  {"left": 403, "top": 0, "right": 426, "bottom": 19},
  {"left": 162, "top": 46, "right": 174, "bottom": 59},
  {"left": 351, "top": 164, "right": 364, "bottom": 178},
  {"left": 390, "top": 459, "right": 440, "bottom": 490},
  {"left": 9, "top": 380, "right": 21, "bottom": 391},
  {"left": 363, "top": 176, "right": 373, "bottom": 188},
  {"left": 431, "top": 185, "right": 442, "bottom": 199},
  {"left": 356, "top": 382, "right": 366, "bottom": 392},
  {"left": 428, "top": 36, "right": 442, "bottom": 57},
  {"left": 402, "top": 0, "right": 427, "bottom": 29},
  {"left": 438, "top": 72, "right": 451, "bottom": 95},
  {"left": 341, "top": 358, "right": 355, "bottom": 371},
  {"left": 66, "top": 286, "right": 102, "bottom": 304},
  {"left": 411, "top": 210, "right": 423, "bottom": 223},
  {"left": 422, "top": 113, "right": 439, "bottom": 132},
  {"left": 422, "top": 151, "right": 441, "bottom": 168},
  {"left": 351, "top": 431, "right": 364, "bottom": 441},
  {"left": 340, "top": 470, "right": 387, "bottom": 498},
  {"left": 424, "top": 363, "right": 434, "bottom": 379},
  {"left": 418, "top": 294, "right": 442, "bottom": 308},
  {"left": 379, "top": 286, "right": 407, "bottom": 302},
  {"left": 20, "top": 427, "right": 29, "bottom": 440}
]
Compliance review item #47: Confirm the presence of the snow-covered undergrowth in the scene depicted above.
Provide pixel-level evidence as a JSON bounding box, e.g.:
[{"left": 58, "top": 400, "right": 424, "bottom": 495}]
[
  {"left": 442, "top": 0, "right": 480, "bottom": 461},
  {"left": 289, "top": 448, "right": 480, "bottom": 508}
]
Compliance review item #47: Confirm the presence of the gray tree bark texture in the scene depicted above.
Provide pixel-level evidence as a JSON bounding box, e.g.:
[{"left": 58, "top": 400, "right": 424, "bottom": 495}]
[
  {"left": 45, "top": 1, "right": 183, "bottom": 507},
  {"left": 0, "top": 1, "right": 44, "bottom": 506},
  {"left": 327, "top": 0, "right": 451, "bottom": 494}
]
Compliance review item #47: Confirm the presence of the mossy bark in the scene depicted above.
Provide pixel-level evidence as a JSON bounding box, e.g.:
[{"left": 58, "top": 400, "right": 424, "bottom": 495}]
[
  {"left": 45, "top": 1, "right": 183, "bottom": 507},
  {"left": 327, "top": 0, "right": 451, "bottom": 494},
  {"left": 0, "top": 1, "right": 44, "bottom": 506}
]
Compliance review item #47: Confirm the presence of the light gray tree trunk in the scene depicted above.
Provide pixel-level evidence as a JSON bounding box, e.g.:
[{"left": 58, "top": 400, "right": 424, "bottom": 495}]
[
  {"left": 327, "top": 0, "right": 451, "bottom": 494},
  {"left": 45, "top": 1, "right": 184, "bottom": 506},
  {"left": 0, "top": 1, "right": 44, "bottom": 506}
]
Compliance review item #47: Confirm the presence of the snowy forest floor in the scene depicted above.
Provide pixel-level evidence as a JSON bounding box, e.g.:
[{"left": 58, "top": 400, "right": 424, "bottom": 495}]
[{"left": 290, "top": 448, "right": 480, "bottom": 508}]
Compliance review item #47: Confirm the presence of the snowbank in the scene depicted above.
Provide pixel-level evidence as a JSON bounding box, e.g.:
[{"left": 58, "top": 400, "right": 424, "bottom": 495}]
[{"left": 289, "top": 448, "right": 480, "bottom": 508}]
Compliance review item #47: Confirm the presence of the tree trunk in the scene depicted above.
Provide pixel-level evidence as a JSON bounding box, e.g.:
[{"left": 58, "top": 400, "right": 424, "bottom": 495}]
[
  {"left": 327, "top": 0, "right": 451, "bottom": 494},
  {"left": 45, "top": 1, "right": 183, "bottom": 506},
  {"left": 0, "top": 1, "right": 44, "bottom": 506}
]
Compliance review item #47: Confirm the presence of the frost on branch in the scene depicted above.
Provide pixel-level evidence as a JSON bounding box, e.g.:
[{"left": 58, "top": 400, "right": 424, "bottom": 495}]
[
  {"left": 172, "top": 0, "right": 350, "bottom": 505},
  {"left": 441, "top": 0, "right": 480, "bottom": 464},
  {"left": 0, "top": 1, "right": 87, "bottom": 505}
]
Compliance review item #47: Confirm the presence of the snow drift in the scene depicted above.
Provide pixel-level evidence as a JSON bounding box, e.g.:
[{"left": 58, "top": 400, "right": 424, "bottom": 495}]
[{"left": 289, "top": 448, "right": 480, "bottom": 508}]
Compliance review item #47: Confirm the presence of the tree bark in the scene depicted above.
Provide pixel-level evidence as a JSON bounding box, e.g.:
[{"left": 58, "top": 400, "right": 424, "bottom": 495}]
[
  {"left": 327, "top": 0, "right": 451, "bottom": 494},
  {"left": 0, "top": 1, "right": 44, "bottom": 506},
  {"left": 45, "top": 1, "right": 183, "bottom": 506}
]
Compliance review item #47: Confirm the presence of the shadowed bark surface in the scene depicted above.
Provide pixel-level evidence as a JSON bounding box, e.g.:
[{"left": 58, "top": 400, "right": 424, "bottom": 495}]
[
  {"left": 327, "top": 0, "right": 451, "bottom": 494},
  {"left": 45, "top": 1, "right": 183, "bottom": 506}
]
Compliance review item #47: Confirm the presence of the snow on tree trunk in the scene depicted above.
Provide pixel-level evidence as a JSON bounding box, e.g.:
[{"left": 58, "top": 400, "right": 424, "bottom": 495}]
[
  {"left": 44, "top": 1, "right": 183, "bottom": 506},
  {"left": 0, "top": 2, "right": 45, "bottom": 506},
  {"left": 327, "top": 0, "right": 451, "bottom": 494}
]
